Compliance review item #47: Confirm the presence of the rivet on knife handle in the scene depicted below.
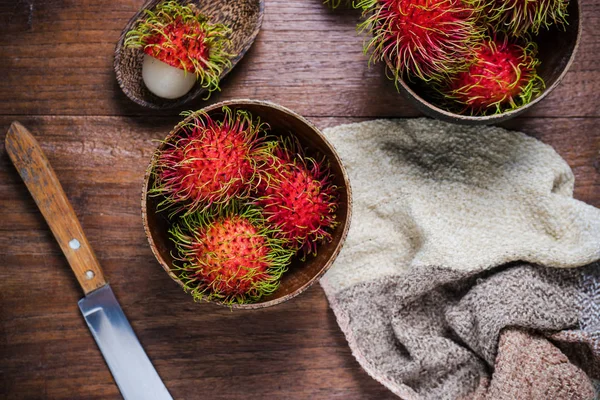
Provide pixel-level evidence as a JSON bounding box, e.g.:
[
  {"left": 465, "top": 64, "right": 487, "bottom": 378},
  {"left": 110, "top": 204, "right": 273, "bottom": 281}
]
[{"left": 5, "top": 121, "right": 106, "bottom": 295}]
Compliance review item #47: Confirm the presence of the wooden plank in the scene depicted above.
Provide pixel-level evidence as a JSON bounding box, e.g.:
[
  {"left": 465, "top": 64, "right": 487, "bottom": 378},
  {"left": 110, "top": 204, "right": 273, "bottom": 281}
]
[
  {"left": 1, "top": 0, "right": 599, "bottom": 397},
  {"left": 0, "top": 115, "right": 597, "bottom": 398},
  {"left": 0, "top": 0, "right": 598, "bottom": 117}
]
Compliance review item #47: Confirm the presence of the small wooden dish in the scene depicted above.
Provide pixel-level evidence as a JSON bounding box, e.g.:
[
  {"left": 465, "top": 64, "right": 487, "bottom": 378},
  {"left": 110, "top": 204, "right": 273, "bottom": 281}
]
[
  {"left": 141, "top": 100, "right": 352, "bottom": 309},
  {"left": 391, "top": 0, "right": 581, "bottom": 125},
  {"left": 114, "top": 0, "right": 264, "bottom": 109}
]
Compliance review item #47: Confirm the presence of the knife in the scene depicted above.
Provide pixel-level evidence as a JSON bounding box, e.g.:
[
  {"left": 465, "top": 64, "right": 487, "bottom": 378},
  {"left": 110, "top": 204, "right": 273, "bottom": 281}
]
[{"left": 5, "top": 121, "right": 173, "bottom": 400}]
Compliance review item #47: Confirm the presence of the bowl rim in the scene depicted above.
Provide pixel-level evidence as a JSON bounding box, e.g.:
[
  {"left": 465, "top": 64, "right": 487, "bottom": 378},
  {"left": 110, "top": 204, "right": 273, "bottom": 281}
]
[
  {"left": 390, "top": 0, "right": 582, "bottom": 124},
  {"left": 141, "top": 99, "right": 353, "bottom": 309},
  {"left": 114, "top": 0, "right": 265, "bottom": 109}
]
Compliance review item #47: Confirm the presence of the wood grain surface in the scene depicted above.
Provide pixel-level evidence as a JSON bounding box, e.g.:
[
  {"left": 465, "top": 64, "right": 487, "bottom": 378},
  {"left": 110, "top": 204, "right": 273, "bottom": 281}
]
[
  {"left": 5, "top": 122, "right": 107, "bottom": 295},
  {"left": 0, "top": 1, "right": 598, "bottom": 399}
]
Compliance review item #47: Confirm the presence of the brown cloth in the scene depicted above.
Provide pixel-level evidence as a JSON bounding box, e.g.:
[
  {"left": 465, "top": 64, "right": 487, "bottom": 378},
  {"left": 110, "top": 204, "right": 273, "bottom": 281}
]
[{"left": 320, "top": 119, "right": 600, "bottom": 400}]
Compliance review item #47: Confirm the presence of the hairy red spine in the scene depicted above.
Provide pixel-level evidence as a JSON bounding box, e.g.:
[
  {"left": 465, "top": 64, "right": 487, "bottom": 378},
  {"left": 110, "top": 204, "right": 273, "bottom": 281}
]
[
  {"left": 358, "top": 0, "right": 484, "bottom": 81},
  {"left": 170, "top": 205, "right": 294, "bottom": 305},
  {"left": 152, "top": 108, "right": 272, "bottom": 215},
  {"left": 441, "top": 36, "right": 544, "bottom": 114},
  {"left": 254, "top": 140, "right": 339, "bottom": 256}
]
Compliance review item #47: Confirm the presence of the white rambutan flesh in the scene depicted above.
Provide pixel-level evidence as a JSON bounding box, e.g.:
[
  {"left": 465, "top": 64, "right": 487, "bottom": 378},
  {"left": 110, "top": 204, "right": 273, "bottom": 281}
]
[{"left": 142, "top": 54, "right": 196, "bottom": 99}]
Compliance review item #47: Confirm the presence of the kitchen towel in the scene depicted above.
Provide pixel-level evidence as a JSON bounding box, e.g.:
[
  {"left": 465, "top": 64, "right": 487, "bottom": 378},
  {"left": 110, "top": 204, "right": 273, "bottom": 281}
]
[{"left": 320, "top": 119, "right": 600, "bottom": 399}]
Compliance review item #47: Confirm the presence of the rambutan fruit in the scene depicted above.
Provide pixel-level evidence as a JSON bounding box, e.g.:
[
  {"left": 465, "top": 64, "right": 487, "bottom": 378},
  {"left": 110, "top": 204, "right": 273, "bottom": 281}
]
[
  {"left": 151, "top": 107, "right": 274, "bottom": 215},
  {"left": 486, "top": 0, "right": 569, "bottom": 36},
  {"left": 253, "top": 138, "right": 339, "bottom": 257},
  {"left": 170, "top": 204, "right": 294, "bottom": 305},
  {"left": 356, "top": 0, "right": 485, "bottom": 82},
  {"left": 124, "top": 0, "right": 231, "bottom": 99},
  {"left": 439, "top": 36, "right": 545, "bottom": 115}
]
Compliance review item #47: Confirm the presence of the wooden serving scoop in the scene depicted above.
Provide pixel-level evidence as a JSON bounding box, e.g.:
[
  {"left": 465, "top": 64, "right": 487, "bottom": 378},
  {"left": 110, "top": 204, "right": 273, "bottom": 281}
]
[
  {"left": 5, "top": 121, "right": 106, "bottom": 294},
  {"left": 114, "top": 0, "right": 264, "bottom": 109}
]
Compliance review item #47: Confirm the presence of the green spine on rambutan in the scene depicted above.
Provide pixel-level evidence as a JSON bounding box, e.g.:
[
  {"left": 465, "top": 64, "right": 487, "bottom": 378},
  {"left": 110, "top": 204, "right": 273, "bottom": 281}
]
[
  {"left": 169, "top": 203, "right": 294, "bottom": 305},
  {"left": 487, "top": 0, "right": 569, "bottom": 36},
  {"left": 324, "top": 0, "right": 357, "bottom": 8},
  {"left": 124, "top": 0, "right": 232, "bottom": 95}
]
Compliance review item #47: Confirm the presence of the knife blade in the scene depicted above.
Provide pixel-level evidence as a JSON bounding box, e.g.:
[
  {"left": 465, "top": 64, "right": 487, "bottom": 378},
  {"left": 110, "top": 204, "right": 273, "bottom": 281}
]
[
  {"left": 5, "top": 121, "right": 173, "bottom": 400},
  {"left": 79, "top": 285, "right": 172, "bottom": 400}
]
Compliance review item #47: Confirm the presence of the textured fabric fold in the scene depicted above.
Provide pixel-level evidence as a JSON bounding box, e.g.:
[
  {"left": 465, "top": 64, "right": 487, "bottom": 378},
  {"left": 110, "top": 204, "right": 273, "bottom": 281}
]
[
  {"left": 320, "top": 119, "right": 600, "bottom": 399},
  {"left": 466, "top": 328, "right": 595, "bottom": 400}
]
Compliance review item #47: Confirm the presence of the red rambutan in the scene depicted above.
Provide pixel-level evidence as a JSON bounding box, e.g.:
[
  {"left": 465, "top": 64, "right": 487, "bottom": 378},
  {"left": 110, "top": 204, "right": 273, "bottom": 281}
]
[
  {"left": 357, "top": 0, "right": 484, "bottom": 82},
  {"left": 253, "top": 139, "right": 339, "bottom": 257},
  {"left": 170, "top": 204, "right": 294, "bottom": 305},
  {"left": 124, "top": 0, "right": 231, "bottom": 94},
  {"left": 151, "top": 107, "right": 274, "bottom": 215},
  {"left": 440, "top": 36, "right": 544, "bottom": 114},
  {"left": 486, "top": 0, "right": 569, "bottom": 36}
]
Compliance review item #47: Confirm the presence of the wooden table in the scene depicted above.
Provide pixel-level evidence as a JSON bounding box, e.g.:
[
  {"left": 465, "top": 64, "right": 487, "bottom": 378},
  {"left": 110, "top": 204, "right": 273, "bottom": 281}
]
[{"left": 1, "top": 1, "right": 598, "bottom": 399}]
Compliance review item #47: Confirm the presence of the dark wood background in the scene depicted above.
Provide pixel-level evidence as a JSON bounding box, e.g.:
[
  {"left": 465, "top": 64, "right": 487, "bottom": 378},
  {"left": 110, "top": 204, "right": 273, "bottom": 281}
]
[{"left": 0, "top": 1, "right": 598, "bottom": 399}]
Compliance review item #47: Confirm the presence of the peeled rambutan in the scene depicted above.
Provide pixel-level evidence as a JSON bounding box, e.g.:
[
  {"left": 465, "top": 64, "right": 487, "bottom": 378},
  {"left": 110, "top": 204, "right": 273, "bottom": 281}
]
[
  {"left": 357, "top": 0, "right": 484, "bottom": 82},
  {"left": 124, "top": 0, "right": 231, "bottom": 97},
  {"left": 253, "top": 138, "right": 339, "bottom": 257},
  {"left": 439, "top": 36, "right": 545, "bottom": 115},
  {"left": 170, "top": 204, "right": 294, "bottom": 305},
  {"left": 487, "top": 0, "right": 569, "bottom": 36},
  {"left": 151, "top": 107, "right": 274, "bottom": 215}
]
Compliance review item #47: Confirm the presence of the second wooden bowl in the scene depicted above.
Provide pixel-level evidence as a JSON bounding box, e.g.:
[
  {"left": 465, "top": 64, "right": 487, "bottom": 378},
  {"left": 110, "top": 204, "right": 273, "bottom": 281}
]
[
  {"left": 391, "top": 0, "right": 581, "bottom": 125},
  {"left": 141, "top": 100, "right": 352, "bottom": 309}
]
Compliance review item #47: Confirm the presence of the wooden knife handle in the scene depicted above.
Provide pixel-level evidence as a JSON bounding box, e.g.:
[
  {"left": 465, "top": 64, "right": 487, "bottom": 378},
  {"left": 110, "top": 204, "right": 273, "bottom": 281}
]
[{"left": 5, "top": 121, "right": 106, "bottom": 295}]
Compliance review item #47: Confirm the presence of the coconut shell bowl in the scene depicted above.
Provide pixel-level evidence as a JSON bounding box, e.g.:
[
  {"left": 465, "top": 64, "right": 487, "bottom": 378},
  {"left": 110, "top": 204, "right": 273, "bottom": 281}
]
[
  {"left": 393, "top": 0, "right": 581, "bottom": 125},
  {"left": 142, "top": 100, "right": 352, "bottom": 309},
  {"left": 114, "top": 0, "right": 264, "bottom": 109}
]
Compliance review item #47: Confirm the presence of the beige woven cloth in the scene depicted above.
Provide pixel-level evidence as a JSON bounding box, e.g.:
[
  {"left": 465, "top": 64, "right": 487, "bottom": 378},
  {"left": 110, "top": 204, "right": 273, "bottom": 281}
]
[{"left": 320, "top": 119, "right": 600, "bottom": 400}]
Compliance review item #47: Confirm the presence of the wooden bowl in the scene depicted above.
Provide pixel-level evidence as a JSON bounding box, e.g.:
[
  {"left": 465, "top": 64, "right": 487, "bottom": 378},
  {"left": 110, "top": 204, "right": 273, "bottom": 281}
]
[
  {"left": 141, "top": 100, "right": 352, "bottom": 309},
  {"left": 391, "top": 0, "right": 581, "bottom": 125},
  {"left": 114, "top": 0, "right": 264, "bottom": 109}
]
